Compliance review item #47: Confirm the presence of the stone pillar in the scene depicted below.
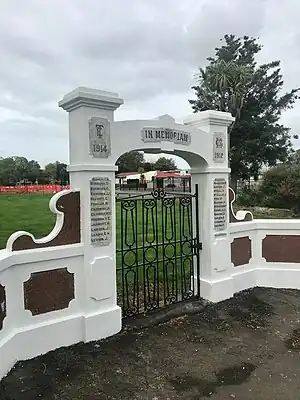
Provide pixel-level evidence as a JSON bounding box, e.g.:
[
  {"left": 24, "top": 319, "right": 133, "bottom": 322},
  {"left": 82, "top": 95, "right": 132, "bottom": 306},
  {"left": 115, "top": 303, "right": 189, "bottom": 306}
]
[
  {"left": 184, "top": 111, "right": 235, "bottom": 302},
  {"left": 59, "top": 87, "right": 124, "bottom": 341}
]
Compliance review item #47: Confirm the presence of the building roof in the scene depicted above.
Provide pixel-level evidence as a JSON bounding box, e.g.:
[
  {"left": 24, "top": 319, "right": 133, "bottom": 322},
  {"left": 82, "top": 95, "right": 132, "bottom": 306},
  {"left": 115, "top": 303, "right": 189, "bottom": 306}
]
[
  {"left": 116, "top": 170, "right": 191, "bottom": 179},
  {"left": 155, "top": 171, "right": 191, "bottom": 178},
  {"left": 116, "top": 172, "right": 138, "bottom": 178}
]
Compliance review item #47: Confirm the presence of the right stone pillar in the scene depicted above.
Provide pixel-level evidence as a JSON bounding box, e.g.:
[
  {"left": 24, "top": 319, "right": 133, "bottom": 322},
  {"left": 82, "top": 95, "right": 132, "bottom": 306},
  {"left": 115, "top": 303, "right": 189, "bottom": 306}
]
[{"left": 184, "top": 111, "right": 235, "bottom": 302}]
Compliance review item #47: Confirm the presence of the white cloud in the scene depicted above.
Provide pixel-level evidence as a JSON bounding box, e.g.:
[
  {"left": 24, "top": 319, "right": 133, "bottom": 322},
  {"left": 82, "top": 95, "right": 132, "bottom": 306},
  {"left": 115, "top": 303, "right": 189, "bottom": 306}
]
[{"left": 0, "top": 0, "right": 298, "bottom": 169}]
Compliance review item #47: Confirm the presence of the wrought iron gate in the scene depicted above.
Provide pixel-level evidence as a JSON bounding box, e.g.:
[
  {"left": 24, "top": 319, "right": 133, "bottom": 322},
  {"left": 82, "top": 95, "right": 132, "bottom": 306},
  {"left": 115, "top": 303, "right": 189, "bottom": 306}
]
[{"left": 116, "top": 185, "right": 201, "bottom": 318}]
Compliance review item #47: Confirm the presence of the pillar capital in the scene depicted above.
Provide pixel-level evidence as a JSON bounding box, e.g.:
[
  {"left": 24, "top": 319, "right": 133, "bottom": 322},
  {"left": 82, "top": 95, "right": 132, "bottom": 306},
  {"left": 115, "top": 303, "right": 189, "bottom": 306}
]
[
  {"left": 184, "top": 110, "right": 234, "bottom": 130},
  {"left": 58, "top": 86, "right": 124, "bottom": 113}
]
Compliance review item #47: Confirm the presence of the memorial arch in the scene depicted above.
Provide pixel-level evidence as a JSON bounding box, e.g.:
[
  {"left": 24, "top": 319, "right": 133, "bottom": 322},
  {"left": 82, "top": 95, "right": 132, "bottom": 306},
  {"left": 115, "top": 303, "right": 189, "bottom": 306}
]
[{"left": 59, "top": 87, "right": 234, "bottom": 320}]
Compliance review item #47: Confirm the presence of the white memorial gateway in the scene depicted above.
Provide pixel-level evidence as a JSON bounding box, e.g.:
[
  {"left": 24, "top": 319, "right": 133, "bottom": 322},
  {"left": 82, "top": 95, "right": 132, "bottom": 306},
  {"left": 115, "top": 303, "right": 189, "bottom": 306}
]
[{"left": 57, "top": 86, "right": 234, "bottom": 336}]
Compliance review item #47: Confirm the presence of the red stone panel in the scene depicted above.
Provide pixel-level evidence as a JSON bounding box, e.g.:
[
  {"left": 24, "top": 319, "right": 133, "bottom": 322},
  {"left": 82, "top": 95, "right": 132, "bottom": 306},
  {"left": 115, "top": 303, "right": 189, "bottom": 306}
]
[
  {"left": 231, "top": 236, "right": 252, "bottom": 267},
  {"left": 24, "top": 268, "right": 74, "bottom": 315},
  {"left": 262, "top": 235, "right": 300, "bottom": 263}
]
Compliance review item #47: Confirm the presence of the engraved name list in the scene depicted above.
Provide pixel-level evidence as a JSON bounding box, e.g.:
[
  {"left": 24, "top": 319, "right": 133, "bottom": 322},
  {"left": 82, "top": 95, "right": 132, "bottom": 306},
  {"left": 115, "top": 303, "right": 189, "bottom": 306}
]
[
  {"left": 213, "top": 178, "right": 227, "bottom": 232},
  {"left": 90, "top": 177, "right": 112, "bottom": 246}
]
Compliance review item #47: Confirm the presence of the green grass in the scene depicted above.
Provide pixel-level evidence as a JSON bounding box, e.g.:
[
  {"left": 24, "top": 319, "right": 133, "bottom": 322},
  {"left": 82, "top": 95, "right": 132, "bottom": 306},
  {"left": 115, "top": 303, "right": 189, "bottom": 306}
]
[{"left": 0, "top": 194, "right": 55, "bottom": 249}]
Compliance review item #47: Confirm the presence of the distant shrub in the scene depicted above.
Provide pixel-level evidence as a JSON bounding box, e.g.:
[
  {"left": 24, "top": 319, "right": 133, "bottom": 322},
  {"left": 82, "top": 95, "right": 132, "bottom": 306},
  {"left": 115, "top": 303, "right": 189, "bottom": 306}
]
[
  {"left": 237, "top": 187, "right": 263, "bottom": 207},
  {"left": 258, "top": 164, "right": 300, "bottom": 215}
]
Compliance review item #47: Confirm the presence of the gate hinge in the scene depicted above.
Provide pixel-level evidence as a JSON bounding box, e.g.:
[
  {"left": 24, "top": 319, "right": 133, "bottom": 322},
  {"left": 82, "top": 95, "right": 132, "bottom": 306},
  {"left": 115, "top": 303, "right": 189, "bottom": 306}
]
[{"left": 193, "top": 241, "right": 202, "bottom": 251}]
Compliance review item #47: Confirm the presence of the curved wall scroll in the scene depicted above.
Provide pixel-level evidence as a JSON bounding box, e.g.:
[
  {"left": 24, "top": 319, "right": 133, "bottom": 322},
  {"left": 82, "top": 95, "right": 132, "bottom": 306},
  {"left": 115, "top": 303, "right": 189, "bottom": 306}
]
[
  {"left": 0, "top": 284, "right": 6, "bottom": 330},
  {"left": 229, "top": 187, "right": 253, "bottom": 223},
  {"left": 9, "top": 190, "right": 80, "bottom": 251}
]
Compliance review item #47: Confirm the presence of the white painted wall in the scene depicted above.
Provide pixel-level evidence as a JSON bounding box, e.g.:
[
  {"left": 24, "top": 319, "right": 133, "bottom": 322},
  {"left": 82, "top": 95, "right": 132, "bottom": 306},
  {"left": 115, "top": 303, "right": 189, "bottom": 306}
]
[
  {"left": 0, "top": 244, "right": 84, "bottom": 378},
  {"left": 230, "top": 219, "right": 300, "bottom": 294}
]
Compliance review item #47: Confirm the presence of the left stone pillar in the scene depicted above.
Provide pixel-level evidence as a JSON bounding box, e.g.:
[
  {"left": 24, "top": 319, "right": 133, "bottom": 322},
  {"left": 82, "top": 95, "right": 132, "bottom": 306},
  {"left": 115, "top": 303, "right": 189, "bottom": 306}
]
[{"left": 59, "top": 87, "right": 124, "bottom": 341}]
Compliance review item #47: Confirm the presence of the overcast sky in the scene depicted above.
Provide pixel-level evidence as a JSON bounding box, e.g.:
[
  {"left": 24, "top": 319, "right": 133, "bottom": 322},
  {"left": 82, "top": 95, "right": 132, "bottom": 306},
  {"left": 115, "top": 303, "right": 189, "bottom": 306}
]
[{"left": 0, "top": 0, "right": 299, "bottom": 170}]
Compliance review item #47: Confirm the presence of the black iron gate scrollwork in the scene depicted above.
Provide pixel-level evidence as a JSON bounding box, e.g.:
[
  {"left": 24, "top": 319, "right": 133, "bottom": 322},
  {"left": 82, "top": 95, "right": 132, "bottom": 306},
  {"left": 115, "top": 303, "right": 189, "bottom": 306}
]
[{"left": 116, "top": 185, "right": 201, "bottom": 318}]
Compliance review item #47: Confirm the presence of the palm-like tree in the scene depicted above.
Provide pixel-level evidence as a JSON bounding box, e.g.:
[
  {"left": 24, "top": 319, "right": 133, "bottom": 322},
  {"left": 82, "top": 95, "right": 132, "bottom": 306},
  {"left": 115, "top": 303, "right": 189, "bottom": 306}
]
[
  {"left": 197, "top": 60, "right": 252, "bottom": 133},
  {"left": 195, "top": 60, "right": 252, "bottom": 175}
]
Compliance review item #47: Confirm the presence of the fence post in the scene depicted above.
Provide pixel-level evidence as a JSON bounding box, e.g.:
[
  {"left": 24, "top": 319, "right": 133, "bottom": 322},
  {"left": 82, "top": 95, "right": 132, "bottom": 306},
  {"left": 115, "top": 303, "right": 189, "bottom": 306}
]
[{"left": 59, "top": 87, "right": 124, "bottom": 341}]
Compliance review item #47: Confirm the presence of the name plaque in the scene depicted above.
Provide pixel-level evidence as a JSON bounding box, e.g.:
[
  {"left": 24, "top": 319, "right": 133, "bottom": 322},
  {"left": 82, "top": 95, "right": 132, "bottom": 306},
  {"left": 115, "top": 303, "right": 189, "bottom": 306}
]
[
  {"left": 141, "top": 127, "right": 191, "bottom": 146},
  {"left": 90, "top": 177, "right": 112, "bottom": 246},
  {"left": 89, "top": 117, "right": 111, "bottom": 158},
  {"left": 213, "top": 132, "right": 226, "bottom": 163},
  {"left": 213, "top": 178, "right": 227, "bottom": 231}
]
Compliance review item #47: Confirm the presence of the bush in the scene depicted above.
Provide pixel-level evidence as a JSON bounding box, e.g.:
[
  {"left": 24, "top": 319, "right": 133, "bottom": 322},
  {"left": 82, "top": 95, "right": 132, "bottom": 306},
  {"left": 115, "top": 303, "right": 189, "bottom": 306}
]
[
  {"left": 258, "top": 164, "right": 300, "bottom": 215},
  {"left": 237, "top": 187, "right": 263, "bottom": 207}
]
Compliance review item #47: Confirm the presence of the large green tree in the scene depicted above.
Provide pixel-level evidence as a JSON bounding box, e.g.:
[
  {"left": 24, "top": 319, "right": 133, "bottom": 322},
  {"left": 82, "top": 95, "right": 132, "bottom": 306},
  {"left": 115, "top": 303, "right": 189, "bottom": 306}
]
[
  {"left": 0, "top": 156, "right": 41, "bottom": 185},
  {"left": 153, "top": 156, "right": 177, "bottom": 171},
  {"left": 190, "top": 34, "right": 299, "bottom": 190},
  {"left": 0, "top": 157, "right": 70, "bottom": 185},
  {"left": 44, "top": 161, "right": 69, "bottom": 184},
  {"left": 116, "top": 151, "right": 145, "bottom": 173}
]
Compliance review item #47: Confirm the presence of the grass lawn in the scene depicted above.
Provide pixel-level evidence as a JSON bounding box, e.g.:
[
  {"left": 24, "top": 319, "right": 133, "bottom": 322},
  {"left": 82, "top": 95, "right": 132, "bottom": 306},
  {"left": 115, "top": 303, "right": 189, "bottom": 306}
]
[{"left": 0, "top": 194, "right": 55, "bottom": 249}]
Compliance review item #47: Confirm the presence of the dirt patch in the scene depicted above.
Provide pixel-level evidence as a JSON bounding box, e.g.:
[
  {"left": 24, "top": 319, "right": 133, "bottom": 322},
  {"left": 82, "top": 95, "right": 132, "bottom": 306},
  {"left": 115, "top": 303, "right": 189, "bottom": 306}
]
[
  {"left": 170, "top": 362, "right": 257, "bottom": 398},
  {"left": 2, "top": 287, "right": 300, "bottom": 399},
  {"left": 285, "top": 328, "right": 300, "bottom": 350}
]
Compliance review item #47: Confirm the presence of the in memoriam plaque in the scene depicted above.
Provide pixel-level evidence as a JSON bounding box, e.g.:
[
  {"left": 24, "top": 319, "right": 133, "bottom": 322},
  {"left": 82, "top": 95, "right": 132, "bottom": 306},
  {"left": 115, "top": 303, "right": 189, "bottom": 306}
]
[
  {"left": 141, "top": 127, "right": 191, "bottom": 146},
  {"left": 89, "top": 116, "right": 111, "bottom": 158},
  {"left": 213, "top": 178, "right": 227, "bottom": 231},
  {"left": 213, "top": 132, "right": 226, "bottom": 163},
  {"left": 90, "top": 177, "right": 112, "bottom": 246}
]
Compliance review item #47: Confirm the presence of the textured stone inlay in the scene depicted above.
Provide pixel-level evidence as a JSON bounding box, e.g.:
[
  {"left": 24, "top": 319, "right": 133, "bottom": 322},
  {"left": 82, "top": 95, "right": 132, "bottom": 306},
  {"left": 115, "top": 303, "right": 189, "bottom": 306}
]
[
  {"left": 24, "top": 268, "right": 74, "bottom": 315},
  {"left": 262, "top": 235, "right": 300, "bottom": 263},
  {"left": 231, "top": 236, "right": 252, "bottom": 267}
]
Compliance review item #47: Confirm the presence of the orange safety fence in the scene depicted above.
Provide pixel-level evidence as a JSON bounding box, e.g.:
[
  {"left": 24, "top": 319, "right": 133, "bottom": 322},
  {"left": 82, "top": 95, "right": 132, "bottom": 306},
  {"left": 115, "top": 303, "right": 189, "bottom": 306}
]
[{"left": 0, "top": 184, "right": 71, "bottom": 194}]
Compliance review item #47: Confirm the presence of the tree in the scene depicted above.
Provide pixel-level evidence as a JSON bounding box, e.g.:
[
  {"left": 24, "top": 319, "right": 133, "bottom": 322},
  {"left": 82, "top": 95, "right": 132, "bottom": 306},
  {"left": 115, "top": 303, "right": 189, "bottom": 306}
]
[
  {"left": 196, "top": 60, "right": 251, "bottom": 130},
  {"left": 258, "top": 163, "right": 300, "bottom": 215},
  {"left": 116, "top": 151, "right": 145, "bottom": 173},
  {"left": 0, "top": 156, "right": 41, "bottom": 185},
  {"left": 0, "top": 157, "right": 17, "bottom": 185},
  {"left": 44, "top": 162, "right": 57, "bottom": 183},
  {"left": 25, "top": 159, "right": 41, "bottom": 183},
  {"left": 142, "top": 162, "right": 154, "bottom": 172},
  {"left": 289, "top": 148, "right": 300, "bottom": 164},
  {"left": 56, "top": 163, "right": 69, "bottom": 185},
  {"left": 44, "top": 161, "right": 69, "bottom": 184},
  {"left": 190, "top": 34, "right": 299, "bottom": 190},
  {"left": 153, "top": 157, "right": 177, "bottom": 171}
]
